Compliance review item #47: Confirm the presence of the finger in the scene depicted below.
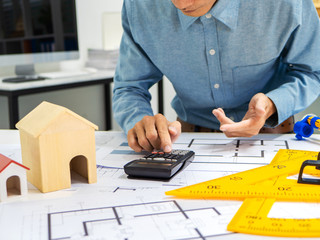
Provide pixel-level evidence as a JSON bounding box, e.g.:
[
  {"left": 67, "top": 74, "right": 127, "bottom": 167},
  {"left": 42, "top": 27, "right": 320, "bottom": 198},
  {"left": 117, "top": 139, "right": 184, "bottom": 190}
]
[
  {"left": 220, "top": 120, "right": 251, "bottom": 133},
  {"left": 134, "top": 120, "right": 154, "bottom": 152},
  {"left": 213, "top": 107, "right": 225, "bottom": 116},
  {"left": 144, "top": 116, "right": 161, "bottom": 150},
  {"left": 251, "top": 97, "right": 267, "bottom": 117},
  {"left": 212, "top": 108, "right": 225, "bottom": 122},
  {"left": 212, "top": 108, "right": 234, "bottom": 125},
  {"left": 168, "top": 121, "right": 181, "bottom": 143},
  {"left": 249, "top": 93, "right": 277, "bottom": 119},
  {"left": 127, "top": 129, "right": 143, "bottom": 152},
  {"left": 154, "top": 114, "right": 172, "bottom": 152},
  {"left": 220, "top": 119, "right": 261, "bottom": 137}
]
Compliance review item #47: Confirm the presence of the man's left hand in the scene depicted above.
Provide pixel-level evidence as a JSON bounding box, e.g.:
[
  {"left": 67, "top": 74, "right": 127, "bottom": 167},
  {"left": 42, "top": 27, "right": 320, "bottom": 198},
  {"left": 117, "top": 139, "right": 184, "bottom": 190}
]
[{"left": 212, "top": 93, "right": 276, "bottom": 137}]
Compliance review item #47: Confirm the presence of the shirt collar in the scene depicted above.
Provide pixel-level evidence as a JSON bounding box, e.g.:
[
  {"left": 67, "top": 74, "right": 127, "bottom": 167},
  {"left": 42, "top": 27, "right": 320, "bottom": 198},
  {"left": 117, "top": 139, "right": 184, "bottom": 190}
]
[
  {"left": 178, "top": 10, "right": 198, "bottom": 30},
  {"left": 178, "top": 0, "right": 240, "bottom": 30}
]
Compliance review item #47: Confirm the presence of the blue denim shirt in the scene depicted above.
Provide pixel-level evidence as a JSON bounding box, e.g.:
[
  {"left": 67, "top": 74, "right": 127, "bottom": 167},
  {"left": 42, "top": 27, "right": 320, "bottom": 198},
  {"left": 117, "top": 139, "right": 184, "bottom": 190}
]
[{"left": 113, "top": 0, "right": 320, "bottom": 134}]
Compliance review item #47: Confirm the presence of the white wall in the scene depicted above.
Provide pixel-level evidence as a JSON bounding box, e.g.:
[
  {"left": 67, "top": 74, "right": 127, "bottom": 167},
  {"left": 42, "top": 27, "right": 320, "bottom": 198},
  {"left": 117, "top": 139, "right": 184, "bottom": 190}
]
[
  {"left": 0, "top": 0, "right": 163, "bottom": 131},
  {"left": 0, "top": 0, "right": 124, "bottom": 130},
  {"left": 75, "top": 0, "right": 124, "bottom": 66}
]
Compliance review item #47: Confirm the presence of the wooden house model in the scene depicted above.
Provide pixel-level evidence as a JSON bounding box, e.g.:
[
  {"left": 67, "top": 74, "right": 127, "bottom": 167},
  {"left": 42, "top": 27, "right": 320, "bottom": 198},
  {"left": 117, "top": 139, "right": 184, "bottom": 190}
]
[
  {"left": 0, "top": 154, "right": 29, "bottom": 202},
  {"left": 16, "top": 101, "right": 98, "bottom": 193}
]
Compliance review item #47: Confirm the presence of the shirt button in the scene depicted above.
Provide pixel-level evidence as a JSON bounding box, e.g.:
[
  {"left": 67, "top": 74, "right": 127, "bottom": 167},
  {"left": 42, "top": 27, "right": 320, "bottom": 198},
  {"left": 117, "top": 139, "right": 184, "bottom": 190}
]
[
  {"left": 214, "top": 83, "right": 220, "bottom": 89},
  {"left": 209, "top": 49, "right": 216, "bottom": 55},
  {"left": 206, "top": 13, "right": 212, "bottom": 19}
]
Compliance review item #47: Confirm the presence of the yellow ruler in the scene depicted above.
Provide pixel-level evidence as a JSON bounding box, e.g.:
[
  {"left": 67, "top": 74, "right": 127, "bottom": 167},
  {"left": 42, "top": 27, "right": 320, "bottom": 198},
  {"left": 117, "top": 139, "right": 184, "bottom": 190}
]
[
  {"left": 165, "top": 149, "right": 320, "bottom": 199},
  {"left": 227, "top": 197, "right": 320, "bottom": 237},
  {"left": 165, "top": 149, "right": 320, "bottom": 237}
]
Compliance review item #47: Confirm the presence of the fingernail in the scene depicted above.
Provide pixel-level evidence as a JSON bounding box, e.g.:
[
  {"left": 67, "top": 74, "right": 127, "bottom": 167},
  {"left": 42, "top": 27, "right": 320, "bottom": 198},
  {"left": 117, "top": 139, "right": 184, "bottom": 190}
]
[{"left": 164, "top": 145, "right": 171, "bottom": 152}]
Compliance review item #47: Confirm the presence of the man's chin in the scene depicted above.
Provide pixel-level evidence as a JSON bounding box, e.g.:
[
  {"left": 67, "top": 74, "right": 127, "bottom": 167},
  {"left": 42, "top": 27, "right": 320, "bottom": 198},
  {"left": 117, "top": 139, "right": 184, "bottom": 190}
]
[{"left": 181, "top": 9, "right": 202, "bottom": 17}]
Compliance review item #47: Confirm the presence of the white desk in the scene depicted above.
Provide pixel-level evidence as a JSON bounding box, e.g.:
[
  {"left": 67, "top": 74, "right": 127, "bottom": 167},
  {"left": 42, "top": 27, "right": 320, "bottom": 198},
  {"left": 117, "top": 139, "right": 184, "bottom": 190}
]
[
  {"left": 0, "top": 130, "right": 320, "bottom": 240},
  {"left": 0, "top": 70, "right": 114, "bottom": 129}
]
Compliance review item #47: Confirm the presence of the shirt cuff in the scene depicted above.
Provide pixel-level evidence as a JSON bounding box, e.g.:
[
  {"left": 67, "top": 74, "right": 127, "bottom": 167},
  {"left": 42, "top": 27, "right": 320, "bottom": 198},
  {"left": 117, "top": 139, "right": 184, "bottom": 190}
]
[{"left": 266, "top": 90, "right": 294, "bottom": 127}]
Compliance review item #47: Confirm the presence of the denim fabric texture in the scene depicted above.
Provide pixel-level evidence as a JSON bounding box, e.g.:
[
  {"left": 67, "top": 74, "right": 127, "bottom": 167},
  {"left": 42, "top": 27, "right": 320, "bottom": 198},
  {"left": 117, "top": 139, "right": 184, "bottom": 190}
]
[{"left": 113, "top": 0, "right": 320, "bottom": 134}]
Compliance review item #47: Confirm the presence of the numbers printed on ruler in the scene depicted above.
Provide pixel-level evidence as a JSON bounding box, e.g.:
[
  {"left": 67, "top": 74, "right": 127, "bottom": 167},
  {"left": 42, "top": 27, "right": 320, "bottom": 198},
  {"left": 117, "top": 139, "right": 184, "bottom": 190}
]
[
  {"left": 166, "top": 149, "right": 320, "bottom": 237},
  {"left": 227, "top": 198, "right": 320, "bottom": 237}
]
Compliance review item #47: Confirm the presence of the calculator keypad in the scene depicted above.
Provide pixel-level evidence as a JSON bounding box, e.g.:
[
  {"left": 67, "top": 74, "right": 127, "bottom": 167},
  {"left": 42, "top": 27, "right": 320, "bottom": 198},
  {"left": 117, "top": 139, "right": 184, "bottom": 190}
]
[
  {"left": 124, "top": 149, "right": 195, "bottom": 179},
  {"left": 141, "top": 150, "right": 189, "bottom": 162}
]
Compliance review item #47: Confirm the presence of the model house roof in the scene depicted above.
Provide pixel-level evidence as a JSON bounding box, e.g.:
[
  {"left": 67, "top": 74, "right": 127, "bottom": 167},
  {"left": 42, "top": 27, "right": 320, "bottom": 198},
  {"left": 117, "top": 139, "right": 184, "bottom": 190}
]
[
  {"left": 16, "top": 101, "right": 98, "bottom": 137},
  {"left": 0, "top": 154, "right": 30, "bottom": 173}
]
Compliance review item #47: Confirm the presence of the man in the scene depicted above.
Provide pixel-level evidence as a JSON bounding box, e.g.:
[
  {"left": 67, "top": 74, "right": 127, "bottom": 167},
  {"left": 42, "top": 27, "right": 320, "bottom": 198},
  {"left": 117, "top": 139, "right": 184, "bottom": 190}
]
[{"left": 113, "top": 0, "right": 320, "bottom": 152}]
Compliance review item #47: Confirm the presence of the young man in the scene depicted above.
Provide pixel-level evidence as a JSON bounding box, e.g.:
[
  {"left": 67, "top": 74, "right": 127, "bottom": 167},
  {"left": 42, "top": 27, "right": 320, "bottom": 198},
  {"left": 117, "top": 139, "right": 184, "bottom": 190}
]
[{"left": 113, "top": 0, "right": 320, "bottom": 152}]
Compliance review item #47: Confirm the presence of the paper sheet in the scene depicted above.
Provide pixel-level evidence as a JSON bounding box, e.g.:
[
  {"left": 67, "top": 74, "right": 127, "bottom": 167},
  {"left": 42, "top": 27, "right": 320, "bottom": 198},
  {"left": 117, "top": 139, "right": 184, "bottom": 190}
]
[{"left": 1, "top": 131, "right": 320, "bottom": 240}]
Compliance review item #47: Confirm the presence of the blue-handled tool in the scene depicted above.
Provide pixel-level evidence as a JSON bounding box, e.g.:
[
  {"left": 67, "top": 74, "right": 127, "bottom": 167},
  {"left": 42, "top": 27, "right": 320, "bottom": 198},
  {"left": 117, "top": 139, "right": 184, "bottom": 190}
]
[{"left": 294, "top": 114, "right": 320, "bottom": 140}]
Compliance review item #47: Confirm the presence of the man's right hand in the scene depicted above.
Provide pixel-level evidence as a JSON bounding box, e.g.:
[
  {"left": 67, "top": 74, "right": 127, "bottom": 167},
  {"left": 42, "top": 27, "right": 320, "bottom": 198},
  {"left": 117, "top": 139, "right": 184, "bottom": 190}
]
[{"left": 127, "top": 114, "right": 181, "bottom": 153}]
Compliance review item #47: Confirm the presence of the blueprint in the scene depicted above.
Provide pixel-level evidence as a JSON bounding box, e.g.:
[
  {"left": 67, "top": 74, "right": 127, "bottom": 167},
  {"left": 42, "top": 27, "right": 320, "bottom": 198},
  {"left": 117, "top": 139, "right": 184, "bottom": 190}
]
[{"left": 0, "top": 131, "right": 320, "bottom": 240}]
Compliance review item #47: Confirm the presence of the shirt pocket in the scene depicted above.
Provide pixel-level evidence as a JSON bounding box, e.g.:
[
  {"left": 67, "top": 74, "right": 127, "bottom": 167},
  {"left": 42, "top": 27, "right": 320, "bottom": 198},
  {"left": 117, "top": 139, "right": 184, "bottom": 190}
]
[{"left": 232, "top": 58, "right": 278, "bottom": 98}]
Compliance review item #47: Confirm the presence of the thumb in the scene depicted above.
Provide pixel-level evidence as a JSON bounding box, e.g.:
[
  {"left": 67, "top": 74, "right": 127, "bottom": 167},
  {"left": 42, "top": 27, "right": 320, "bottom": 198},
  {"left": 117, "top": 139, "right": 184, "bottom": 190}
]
[{"left": 249, "top": 93, "right": 276, "bottom": 119}]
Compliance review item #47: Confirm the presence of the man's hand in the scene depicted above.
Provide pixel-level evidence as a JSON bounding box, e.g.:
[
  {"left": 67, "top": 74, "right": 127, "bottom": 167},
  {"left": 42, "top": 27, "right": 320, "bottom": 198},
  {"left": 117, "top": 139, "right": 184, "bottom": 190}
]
[
  {"left": 127, "top": 114, "right": 181, "bottom": 152},
  {"left": 212, "top": 93, "right": 276, "bottom": 137}
]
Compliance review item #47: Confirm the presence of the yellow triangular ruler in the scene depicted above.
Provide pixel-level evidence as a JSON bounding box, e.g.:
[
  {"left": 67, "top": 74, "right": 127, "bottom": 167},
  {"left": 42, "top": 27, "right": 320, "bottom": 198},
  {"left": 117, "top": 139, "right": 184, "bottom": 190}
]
[
  {"left": 227, "top": 198, "right": 320, "bottom": 237},
  {"left": 165, "top": 149, "right": 319, "bottom": 200},
  {"left": 165, "top": 149, "right": 320, "bottom": 237}
]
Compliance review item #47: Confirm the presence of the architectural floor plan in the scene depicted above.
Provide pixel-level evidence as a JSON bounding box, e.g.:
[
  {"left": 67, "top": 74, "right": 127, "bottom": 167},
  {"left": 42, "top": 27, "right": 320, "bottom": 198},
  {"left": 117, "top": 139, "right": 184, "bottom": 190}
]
[
  {"left": 1, "top": 131, "right": 320, "bottom": 240},
  {"left": 48, "top": 200, "right": 239, "bottom": 240}
]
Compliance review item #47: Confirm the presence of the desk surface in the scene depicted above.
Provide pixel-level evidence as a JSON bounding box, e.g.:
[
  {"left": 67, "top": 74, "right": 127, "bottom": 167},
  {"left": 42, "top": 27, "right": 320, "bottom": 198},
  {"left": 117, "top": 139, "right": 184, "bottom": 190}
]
[
  {"left": 0, "top": 130, "right": 320, "bottom": 240},
  {"left": 0, "top": 69, "right": 114, "bottom": 92}
]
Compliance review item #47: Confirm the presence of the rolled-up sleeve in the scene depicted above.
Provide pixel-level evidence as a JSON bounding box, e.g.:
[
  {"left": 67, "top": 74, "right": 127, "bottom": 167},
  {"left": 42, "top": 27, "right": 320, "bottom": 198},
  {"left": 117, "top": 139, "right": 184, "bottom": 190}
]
[
  {"left": 266, "top": 0, "right": 320, "bottom": 125},
  {"left": 112, "top": 1, "right": 163, "bottom": 133}
]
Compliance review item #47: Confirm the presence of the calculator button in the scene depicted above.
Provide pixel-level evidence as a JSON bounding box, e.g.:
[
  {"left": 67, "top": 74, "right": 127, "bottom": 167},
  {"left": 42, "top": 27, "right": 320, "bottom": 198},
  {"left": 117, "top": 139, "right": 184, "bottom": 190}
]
[
  {"left": 153, "top": 157, "right": 166, "bottom": 161},
  {"left": 153, "top": 151, "right": 164, "bottom": 154},
  {"left": 179, "top": 150, "right": 189, "bottom": 155}
]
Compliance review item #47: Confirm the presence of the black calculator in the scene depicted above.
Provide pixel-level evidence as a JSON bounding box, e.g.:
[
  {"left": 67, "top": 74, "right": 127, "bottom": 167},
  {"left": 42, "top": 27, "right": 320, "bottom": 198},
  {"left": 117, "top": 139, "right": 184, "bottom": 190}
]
[{"left": 124, "top": 149, "right": 195, "bottom": 179}]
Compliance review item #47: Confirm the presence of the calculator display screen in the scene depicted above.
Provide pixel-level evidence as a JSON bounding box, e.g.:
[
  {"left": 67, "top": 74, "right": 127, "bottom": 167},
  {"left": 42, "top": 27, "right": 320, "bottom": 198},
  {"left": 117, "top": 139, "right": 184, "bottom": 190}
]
[{"left": 135, "top": 162, "right": 172, "bottom": 166}]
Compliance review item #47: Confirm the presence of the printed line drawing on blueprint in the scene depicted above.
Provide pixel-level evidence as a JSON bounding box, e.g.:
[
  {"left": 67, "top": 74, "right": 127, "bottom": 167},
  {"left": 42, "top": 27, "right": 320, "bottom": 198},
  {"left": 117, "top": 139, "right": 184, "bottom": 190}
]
[
  {"left": 96, "top": 133, "right": 290, "bottom": 171},
  {"left": 183, "top": 138, "right": 289, "bottom": 164},
  {"left": 1, "top": 132, "right": 319, "bottom": 240},
  {"left": 48, "top": 200, "right": 238, "bottom": 240},
  {"left": 95, "top": 133, "right": 293, "bottom": 188}
]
